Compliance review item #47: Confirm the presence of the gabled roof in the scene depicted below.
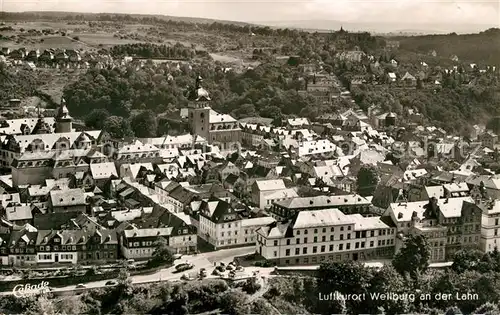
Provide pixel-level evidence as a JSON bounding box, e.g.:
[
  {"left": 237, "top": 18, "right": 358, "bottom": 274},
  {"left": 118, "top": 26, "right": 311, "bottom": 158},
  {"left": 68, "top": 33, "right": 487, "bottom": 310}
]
[{"left": 50, "top": 188, "right": 86, "bottom": 207}]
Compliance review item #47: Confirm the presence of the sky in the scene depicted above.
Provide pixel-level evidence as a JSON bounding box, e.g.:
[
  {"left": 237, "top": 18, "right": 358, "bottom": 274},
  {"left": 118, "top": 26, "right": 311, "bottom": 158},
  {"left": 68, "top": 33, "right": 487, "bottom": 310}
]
[{"left": 2, "top": 0, "right": 499, "bottom": 26}]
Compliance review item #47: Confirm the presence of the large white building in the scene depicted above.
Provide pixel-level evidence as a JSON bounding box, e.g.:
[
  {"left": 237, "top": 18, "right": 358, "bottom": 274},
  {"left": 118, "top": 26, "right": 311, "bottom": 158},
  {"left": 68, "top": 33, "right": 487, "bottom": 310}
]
[
  {"left": 256, "top": 208, "right": 395, "bottom": 265},
  {"left": 197, "top": 197, "right": 275, "bottom": 249}
]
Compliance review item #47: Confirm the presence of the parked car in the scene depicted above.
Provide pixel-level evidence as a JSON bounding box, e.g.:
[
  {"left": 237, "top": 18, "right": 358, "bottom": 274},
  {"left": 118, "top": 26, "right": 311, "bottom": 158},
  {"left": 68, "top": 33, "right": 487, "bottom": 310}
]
[
  {"left": 199, "top": 268, "right": 207, "bottom": 278},
  {"left": 75, "top": 284, "right": 86, "bottom": 289},
  {"left": 105, "top": 280, "right": 117, "bottom": 286},
  {"left": 226, "top": 264, "right": 234, "bottom": 271},
  {"left": 212, "top": 269, "right": 221, "bottom": 276},
  {"left": 173, "top": 254, "right": 183, "bottom": 260},
  {"left": 175, "top": 263, "right": 194, "bottom": 273},
  {"left": 216, "top": 265, "right": 225, "bottom": 272},
  {"left": 236, "top": 266, "right": 244, "bottom": 272}
]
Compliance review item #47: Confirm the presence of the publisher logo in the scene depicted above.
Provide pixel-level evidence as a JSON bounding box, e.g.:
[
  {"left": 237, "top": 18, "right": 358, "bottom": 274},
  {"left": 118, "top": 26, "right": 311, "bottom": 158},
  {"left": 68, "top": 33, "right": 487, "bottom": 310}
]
[{"left": 13, "top": 281, "right": 50, "bottom": 297}]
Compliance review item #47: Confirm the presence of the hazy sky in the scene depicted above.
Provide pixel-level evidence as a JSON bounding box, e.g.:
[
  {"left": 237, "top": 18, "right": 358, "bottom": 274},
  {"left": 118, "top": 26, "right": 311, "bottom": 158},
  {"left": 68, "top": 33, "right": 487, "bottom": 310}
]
[{"left": 2, "top": 0, "right": 499, "bottom": 25}]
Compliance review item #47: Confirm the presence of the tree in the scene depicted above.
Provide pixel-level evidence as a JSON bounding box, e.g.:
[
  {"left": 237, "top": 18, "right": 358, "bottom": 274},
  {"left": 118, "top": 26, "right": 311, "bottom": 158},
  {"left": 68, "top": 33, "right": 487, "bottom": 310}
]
[
  {"left": 393, "top": 234, "right": 430, "bottom": 278},
  {"left": 451, "top": 249, "right": 483, "bottom": 273},
  {"left": 85, "top": 108, "right": 110, "bottom": 129},
  {"left": 103, "top": 116, "right": 133, "bottom": 139},
  {"left": 131, "top": 110, "right": 158, "bottom": 138},
  {"left": 367, "top": 265, "right": 410, "bottom": 314},
  {"left": 317, "top": 261, "right": 371, "bottom": 313},
  {"left": 242, "top": 277, "right": 261, "bottom": 294},
  {"left": 356, "top": 165, "right": 379, "bottom": 196},
  {"left": 149, "top": 237, "right": 175, "bottom": 267},
  {"left": 473, "top": 302, "right": 500, "bottom": 315},
  {"left": 220, "top": 290, "right": 250, "bottom": 315}
]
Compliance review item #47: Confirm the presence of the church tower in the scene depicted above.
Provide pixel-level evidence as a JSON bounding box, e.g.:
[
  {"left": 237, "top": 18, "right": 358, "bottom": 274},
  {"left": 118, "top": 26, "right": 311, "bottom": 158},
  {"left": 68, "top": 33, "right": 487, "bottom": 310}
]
[
  {"left": 186, "top": 76, "right": 211, "bottom": 140},
  {"left": 55, "top": 98, "right": 73, "bottom": 133}
]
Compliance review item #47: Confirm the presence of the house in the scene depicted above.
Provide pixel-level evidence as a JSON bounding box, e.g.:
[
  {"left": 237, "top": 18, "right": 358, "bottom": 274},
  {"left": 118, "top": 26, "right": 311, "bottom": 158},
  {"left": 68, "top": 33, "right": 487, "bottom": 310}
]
[
  {"left": 255, "top": 208, "right": 395, "bottom": 265},
  {"left": 35, "top": 229, "right": 118, "bottom": 264},
  {"left": 8, "top": 225, "right": 38, "bottom": 266},
  {"left": 197, "top": 197, "right": 276, "bottom": 249},
  {"left": 49, "top": 189, "right": 86, "bottom": 213},
  {"left": 384, "top": 197, "right": 481, "bottom": 261},
  {"left": 120, "top": 226, "right": 172, "bottom": 260},
  {"left": 251, "top": 179, "right": 296, "bottom": 209},
  {"left": 401, "top": 72, "right": 417, "bottom": 87},
  {"left": 479, "top": 132, "right": 498, "bottom": 149},
  {"left": 286, "top": 118, "right": 310, "bottom": 129}
]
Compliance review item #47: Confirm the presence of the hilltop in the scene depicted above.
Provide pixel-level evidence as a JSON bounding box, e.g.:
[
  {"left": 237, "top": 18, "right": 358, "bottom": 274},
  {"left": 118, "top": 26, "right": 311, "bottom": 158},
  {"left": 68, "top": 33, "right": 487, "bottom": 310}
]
[{"left": 395, "top": 28, "right": 500, "bottom": 66}]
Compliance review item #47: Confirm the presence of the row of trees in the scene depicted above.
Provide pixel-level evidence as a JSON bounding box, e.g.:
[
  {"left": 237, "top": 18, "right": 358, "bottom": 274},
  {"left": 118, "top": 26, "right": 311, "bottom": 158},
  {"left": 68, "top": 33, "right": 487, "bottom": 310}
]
[{"left": 107, "top": 43, "right": 209, "bottom": 59}]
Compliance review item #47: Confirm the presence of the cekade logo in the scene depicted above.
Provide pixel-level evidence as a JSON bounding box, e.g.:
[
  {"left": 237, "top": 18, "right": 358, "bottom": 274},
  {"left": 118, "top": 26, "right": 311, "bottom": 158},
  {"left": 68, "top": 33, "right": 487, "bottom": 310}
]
[{"left": 13, "top": 281, "right": 50, "bottom": 297}]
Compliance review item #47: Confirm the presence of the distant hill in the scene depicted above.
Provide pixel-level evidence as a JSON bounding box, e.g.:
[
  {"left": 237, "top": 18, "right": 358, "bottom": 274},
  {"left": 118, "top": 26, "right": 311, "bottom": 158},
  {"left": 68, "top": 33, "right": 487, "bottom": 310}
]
[
  {"left": 0, "top": 11, "right": 254, "bottom": 27},
  {"left": 394, "top": 28, "right": 500, "bottom": 65},
  {"left": 256, "top": 20, "right": 496, "bottom": 35}
]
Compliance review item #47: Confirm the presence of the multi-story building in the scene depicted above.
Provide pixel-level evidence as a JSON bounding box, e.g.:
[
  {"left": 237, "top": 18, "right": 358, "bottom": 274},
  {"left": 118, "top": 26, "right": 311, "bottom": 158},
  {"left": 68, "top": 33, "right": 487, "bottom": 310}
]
[
  {"left": 186, "top": 76, "right": 241, "bottom": 150},
  {"left": 36, "top": 229, "right": 118, "bottom": 264},
  {"left": 196, "top": 197, "right": 275, "bottom": 249},
  {"left": 269, "top": 195, "right": 372, "bottom": 220},
  {"left": 255, "top": 208, "right": 395, "bottom": 265},
  {"left": 479, "top": 199, "right": 500, "bottom": 252},
  {"left": 384, "top": 196, "right": 481, "bottom": 261}
]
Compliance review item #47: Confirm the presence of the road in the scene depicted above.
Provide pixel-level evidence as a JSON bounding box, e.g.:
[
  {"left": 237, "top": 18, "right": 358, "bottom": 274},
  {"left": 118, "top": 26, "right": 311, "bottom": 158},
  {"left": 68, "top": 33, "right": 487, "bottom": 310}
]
[{"left": 0, "top": 246, "right": 261, "bottom": 296}]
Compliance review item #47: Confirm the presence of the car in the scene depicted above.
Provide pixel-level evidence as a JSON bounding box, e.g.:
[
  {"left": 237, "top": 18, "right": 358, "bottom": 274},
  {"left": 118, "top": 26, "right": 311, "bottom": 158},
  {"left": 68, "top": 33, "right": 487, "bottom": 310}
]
[
  {"left": 180, "top": 273, "right": 190, "bottom": 281},
  {"left": 226, "top": 264, "right": 234, "bottom": 271},
  {"left": 216, "top": 265, "right": 225, "bottom": 272},
  {"left": 236, "top": 266, "right": 244, "bottom": 272},
  {"left": 75, "top": 284, "right": 86, "bottom": 289},
  {"left": 212, "top": 269, "right": 221, "bottom": 276},
  {"left": 175, "top": 263, "right": 194, "bottom": 272},
  {"left": 173, "top": 253, "right": 183, "bottom": 260},
  {"left": 199, "top": 268, "right": 207, "bottom": 277},
  {"left": 105, "top": 280, "right": 117, "bottom": 286}
]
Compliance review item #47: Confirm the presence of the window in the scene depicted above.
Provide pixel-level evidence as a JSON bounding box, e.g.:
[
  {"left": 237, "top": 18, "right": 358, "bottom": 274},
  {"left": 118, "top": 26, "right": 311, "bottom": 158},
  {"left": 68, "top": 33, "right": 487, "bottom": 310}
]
[
  {"left": 313, "top": 246, "right": 317, "bottom": 253},
  {"left": 329, "top": 245, "right": 333, "bottom": 251},
  {"left": 331, "top": 227, "right": 334, "bottom": 232},
  {"left": 346, "top": 243, "right": 351, "bottom": 250},
  {"left": 370, "top": 231, "right": 375, "bottom": 237},
  {"left": 322, "top": 228, "right": 326, "bottom": 233},
  {"left": 348, "top": 226, "right": 351, "bottom": 230},
  {"left": 339, "top": 244, "right": 343, "bottom": 250},
  {"left": 340, "top": 226, "right": 344, "bottom": 231},
  {"left": 274, "top": 251, "right": 277, "bottom": 257},
  {"left": 322, "top": 236, "right": 326, "bottom": 242},
  {"left": 347, "top": 234, "right": 351, "bottom": 239},
  {"left": 286, "top": 239, "right": 290, "bottom": 245},
  {"left": 361, "top": 242, "right": 365, "bottom": 248},
  {"left": 304, "top": 237, "right": 308, "bottom": 243},
  {"left": 370, "top": 241, "right": 374, "bottom": 247},
  {"left": 303, "top": 247, "right": 307, "bottom": 254},
  {"left": 330, "top": 235, "right": 334, "bottom": 241},
  {"left": 355, "top": 242, "right": 360, "bottom": 249},
  {"left": 496, "top": 218, "right": 499, "bottom": 226},
  {"left": 304, "top": 230, "right": 308, "bottom": 235},
  {"left": 313, "top": 236, "right": 317, "bottom": 243},
  {"left": 340, "top": 234, "right": 344, "bottom": 240},
  {"left": 296, "top": 238, "right": 300, "bottom": 244},
  {"left": 321, "top": 245, "right": 325, "bottom": 252},
  {"left": 297, "top": 230, "right": 301, "bottom": 235},
  {"left": 285, "top": 249, "right": 290, "bottom": 256},
  {"left": 274, "top": 240, "right": 278, "bottom": 246},
  {"left": 314, "top": 229, "right": 318, "bottom": 233},
  {"left": 295, "top": 248, "right": 300, "bottom": 255}
]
